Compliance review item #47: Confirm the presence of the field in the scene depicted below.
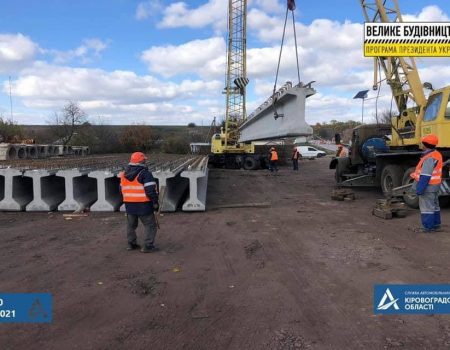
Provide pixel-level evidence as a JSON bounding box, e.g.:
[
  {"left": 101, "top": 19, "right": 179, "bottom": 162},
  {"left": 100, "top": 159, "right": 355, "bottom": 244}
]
[{"left": 1, "top": 157, "right": 450, "bottom": 349}]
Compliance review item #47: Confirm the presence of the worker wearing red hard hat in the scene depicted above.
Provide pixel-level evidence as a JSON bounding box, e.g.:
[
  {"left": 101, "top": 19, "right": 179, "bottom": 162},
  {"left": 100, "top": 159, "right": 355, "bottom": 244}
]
[
  {"left": 410, "top": 134, "right": 443, "bottom": 232},
  {"left": 120, "top": 152, "right": 159, "bottom": 252}
]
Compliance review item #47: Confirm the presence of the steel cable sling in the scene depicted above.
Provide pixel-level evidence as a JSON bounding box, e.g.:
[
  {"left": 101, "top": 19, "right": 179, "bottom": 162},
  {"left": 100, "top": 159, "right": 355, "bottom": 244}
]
[{"left": 272, "top": 0, "right": 301, "bottom": 119}]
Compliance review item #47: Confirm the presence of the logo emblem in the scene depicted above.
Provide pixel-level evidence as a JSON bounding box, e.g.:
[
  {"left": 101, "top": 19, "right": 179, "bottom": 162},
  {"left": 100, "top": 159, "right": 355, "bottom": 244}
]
[{"left": 377, "top": 288, "right": 400, "bottom": 310}]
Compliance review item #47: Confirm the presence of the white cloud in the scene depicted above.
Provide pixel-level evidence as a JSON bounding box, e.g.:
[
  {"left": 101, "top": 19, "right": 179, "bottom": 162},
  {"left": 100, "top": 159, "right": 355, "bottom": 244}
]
[
  {"left": 135, "top": 0, "right": 163, "bottom": 20},
  {"left": 403, "top": 5, "right": 450, "bottom": 22},
  {"left": 50, "top": 38, "right": 109, "bottom": 64},
  {"left": 0, "top": 33, "right": 39, "bottom": 74},
  {"left": 158, "top": 0, "right": 227, "bottom": 32},
  {"left": 141, "top": 37, "right": 226, "bottom": 78},
  {"left": 2, "top": 62, "right": 223, "bottom": 124}
]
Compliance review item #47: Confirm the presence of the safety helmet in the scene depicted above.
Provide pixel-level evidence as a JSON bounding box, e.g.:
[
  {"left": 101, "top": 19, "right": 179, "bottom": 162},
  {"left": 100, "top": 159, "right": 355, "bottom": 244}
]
[
  {"left": 421, "top": 134, "right": 439, "bottom": 146},
  {"left": 130, "top": 152, "right": 147, "bottom": 164},
  {"left": 338, "top": 144, "right": 343, "bottom": 148}
]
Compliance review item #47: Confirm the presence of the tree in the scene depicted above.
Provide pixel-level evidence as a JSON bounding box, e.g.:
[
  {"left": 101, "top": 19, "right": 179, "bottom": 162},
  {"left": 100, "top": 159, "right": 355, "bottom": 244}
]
[
  {"left": 118, "top": 124, "right": 153, "bottom": 152},
  {"left": 187, "top": 122, "right": 196, "bottom": 128},
  {"left": 373, "top": 110, "right": 394, "bottom": 125},
  {"left": 0, "top": 116, "right": 24, "bottom": 143},
  {"left": 50, "top": 101, "right": 88, "bottom": 145}
]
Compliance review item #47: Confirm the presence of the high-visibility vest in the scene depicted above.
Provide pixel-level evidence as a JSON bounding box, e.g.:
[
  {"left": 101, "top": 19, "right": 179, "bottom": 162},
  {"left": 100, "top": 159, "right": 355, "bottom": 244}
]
[
  {"left": 271, "top": 151, "right": 279, "bottom": 161},
  {"left": 410, "top": 150, "right": 443, "bottom": 185},
  {"left": 120, "top": 171, "right": 151, "bottom": 203},
  {"left": 339, "top": 148, "right": 348, "bottom": 157}
]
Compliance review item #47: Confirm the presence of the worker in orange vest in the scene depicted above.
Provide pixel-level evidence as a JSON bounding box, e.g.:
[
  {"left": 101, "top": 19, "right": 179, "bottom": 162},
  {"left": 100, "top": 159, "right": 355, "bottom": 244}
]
[
  {"left": 410, "top": 134, "right": 443, "bottom": 232},
  {"left": 120, "top": 152, "right": 159, "bottom": 252},
  {"left": 336, "top": 144, "right": 347, "bottom": 157},
  {"left": 269, "top": 147, "right": 279, "bottom": 172}
]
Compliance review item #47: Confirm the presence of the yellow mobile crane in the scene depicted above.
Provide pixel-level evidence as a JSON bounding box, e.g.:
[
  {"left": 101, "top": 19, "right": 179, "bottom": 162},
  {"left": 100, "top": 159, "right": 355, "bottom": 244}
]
[
  {"left": 330, "top": 0, "right": 450, "bottom": 207},
  {"left": 209, "top": 0, "right": 259, "bottom": 170}
]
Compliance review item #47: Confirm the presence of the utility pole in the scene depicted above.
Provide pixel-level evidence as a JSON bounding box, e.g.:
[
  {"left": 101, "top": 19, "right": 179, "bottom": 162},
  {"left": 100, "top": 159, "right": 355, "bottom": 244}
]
[{"left": 9, "top": 76, "right": 13, "bottom": 122}]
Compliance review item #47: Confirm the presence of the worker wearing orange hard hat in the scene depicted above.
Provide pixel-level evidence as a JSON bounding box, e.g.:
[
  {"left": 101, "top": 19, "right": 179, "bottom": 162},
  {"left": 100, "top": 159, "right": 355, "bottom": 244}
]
[
  {"left": 120, "top": 152, "right": 160, "bottom": 252},
  {"left": 410, "top": 134, "right": 443, "bottom": 232},
  {"left": 269, "top": 147, "right": 279, "bottom": 172}
]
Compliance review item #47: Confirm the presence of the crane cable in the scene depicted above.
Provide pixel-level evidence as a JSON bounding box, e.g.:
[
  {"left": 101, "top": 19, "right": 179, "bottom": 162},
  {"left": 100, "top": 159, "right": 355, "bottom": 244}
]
[{"left": 272, "top": 0, "right": 301, "bottom": 119}]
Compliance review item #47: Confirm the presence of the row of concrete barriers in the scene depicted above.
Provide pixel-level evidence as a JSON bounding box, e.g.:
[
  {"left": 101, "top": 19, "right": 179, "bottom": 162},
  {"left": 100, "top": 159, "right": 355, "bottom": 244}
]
[
  {"left": 0, "top": 156, "right": 208, "bottom": 212},
  {"left": 0, "top": 143, "right": 90, "bottom": 160}
]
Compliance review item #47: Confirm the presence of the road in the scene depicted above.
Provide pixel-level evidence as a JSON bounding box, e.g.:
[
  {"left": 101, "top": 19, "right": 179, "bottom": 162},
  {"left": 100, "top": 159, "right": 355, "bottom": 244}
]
[{"left": 0, "top": 157, "right": 449, "bottom": 349}]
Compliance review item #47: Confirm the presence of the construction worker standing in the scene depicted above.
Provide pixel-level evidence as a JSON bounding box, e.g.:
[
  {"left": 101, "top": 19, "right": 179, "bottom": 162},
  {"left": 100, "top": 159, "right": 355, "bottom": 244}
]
[
  {"left": 120, "top": 152, "right": 160, "bottom": 252},
  {"left": 411, "top": 135, "right": 443, "bottom": 232},
  {"left": 269, "top": 147, "right": 279, "bottom": 172},
  {"left": 336, "top": 144, "right": 347, "bottom": 157},
  {"left": 292, "top": 147, "right": 300, "bottom": 171}
]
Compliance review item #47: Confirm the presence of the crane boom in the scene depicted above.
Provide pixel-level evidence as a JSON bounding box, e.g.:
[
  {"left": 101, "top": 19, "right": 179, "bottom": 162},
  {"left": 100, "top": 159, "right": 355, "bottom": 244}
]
[
  {"left": 224, "top": 0, "right": 248, "bottom": 148},
  {"left": 361, "top": 0, "right": 426, "bottom": 115}
]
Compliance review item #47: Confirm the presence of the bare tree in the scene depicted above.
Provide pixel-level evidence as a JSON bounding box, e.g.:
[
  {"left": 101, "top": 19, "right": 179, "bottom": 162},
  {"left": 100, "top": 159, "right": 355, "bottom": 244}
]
[
  {"left": 50, "top": 101, "right": 88, "bottom": 145},
  {"left": 374, "top": 110, "right": 394, "bottom": 125}
]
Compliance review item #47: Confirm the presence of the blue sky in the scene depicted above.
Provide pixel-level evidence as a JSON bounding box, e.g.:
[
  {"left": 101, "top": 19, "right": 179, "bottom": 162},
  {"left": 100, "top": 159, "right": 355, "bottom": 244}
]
[{"left": 0, "top": 0, "right": 449, "bottom": 125}]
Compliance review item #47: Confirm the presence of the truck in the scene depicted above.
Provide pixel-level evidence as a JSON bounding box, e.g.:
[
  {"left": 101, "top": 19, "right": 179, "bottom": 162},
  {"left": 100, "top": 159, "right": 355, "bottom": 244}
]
[{"left": 329, "top": 0, "right": 450, "bottom": 208}]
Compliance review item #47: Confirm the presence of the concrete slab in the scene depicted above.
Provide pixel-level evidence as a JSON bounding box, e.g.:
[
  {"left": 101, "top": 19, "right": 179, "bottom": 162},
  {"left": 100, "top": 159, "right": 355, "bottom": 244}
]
[
  {"left": 153, "top": 171, "right": 189, "bottom": 212},
  {"left": 89, "top": 171, "right": 122, "bottom": 211},
  {"left": 239, "top": 82, "right": 315, "bottom": 142},
  {"left": 0, "top": 174, "right": 4, "bottom": 202},
  {"left": 0, "top": 168, "right": 33, "bottom": 211},
  {"left": 57, "top": 169, "right": 98, "bottom": 212},
  {"left": 24, "top": 170, "right": 66, "bottom": 211},
  {"left": 0, "top": 143, "right": 16, "bottom": 160},
  {"left": 181, "top": 157, "right": 209, "bottom": 211}
]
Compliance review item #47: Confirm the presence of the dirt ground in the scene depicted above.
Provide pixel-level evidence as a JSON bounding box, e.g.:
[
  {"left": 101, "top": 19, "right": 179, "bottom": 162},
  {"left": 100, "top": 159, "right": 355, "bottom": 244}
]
[{"left": 1, "top": 157, "right": 450, "bottom": 350}]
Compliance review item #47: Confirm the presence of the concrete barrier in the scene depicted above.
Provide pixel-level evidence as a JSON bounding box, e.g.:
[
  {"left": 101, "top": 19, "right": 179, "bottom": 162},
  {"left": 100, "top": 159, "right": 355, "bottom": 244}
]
[
  {"left": 0, "top": 156, "right": 206, "bottom": 212},
  {"left": 153, "top": 159, "right": 193, "bottom": 212},
  {"left": 89, "top": 170, "right": 122, "bottom": 211},
  {"left": 26, "top": 145, "right": 38, "bottom": 159},
  {"left": 15, "top": 145, "right": 26, "bottom": 159},
  {"left": 0, "top": 173, "right": 4, "bottom": 202},
  {"left": 181, "top": 157, "right": 209, "bottom": 211},
  {"left": 0, "top": 168, "right": 33, "bottom": 211},
  {"left": 24, "top": 170, "right": 66, "bottom": 211},
  {"left": 57, "top": 170, "right": 98, "bottom": 212},
  {"left": 0, "top": 143, "right": 16, "bottom": 160}
]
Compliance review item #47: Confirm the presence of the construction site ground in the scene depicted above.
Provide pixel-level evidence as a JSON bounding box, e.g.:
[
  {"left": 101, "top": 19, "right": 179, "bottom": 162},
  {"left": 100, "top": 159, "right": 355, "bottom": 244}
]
[{"left": 1, "top": 156, "right": 450, "bottom": 350}]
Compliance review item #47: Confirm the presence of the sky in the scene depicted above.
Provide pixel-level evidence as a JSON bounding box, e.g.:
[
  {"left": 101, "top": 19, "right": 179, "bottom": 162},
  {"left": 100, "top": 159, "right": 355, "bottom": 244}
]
[{"left": 0, "top": 0, "right": 449, "bottom": 126}]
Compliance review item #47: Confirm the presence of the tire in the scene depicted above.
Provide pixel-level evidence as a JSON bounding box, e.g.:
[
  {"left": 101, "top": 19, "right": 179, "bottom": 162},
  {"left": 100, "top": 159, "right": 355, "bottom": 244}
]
[
  {"left": 380, "top": 164, "right": 403, "bottom": 194},
  {"left": 402, "top": 167, "right": 419, "bottom": 209},
  {"left": 243, "top": 156, "right": 259, "bottom": 170}
]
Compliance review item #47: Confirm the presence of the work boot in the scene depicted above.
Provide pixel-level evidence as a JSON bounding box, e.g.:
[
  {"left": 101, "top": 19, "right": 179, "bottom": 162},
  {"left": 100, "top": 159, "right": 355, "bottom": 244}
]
[
  {"left": 127, "top": 243, "right": 141, "bottom": 251},
  {"left": 141, "top": 245, "right": 159, "bottom": 253},
  {"left": 411, "top": 227, "right": 434, "bottom": 233}
]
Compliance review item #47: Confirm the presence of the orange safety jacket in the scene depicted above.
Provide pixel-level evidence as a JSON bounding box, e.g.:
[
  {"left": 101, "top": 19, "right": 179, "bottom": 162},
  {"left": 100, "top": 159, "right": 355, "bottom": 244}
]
[
  {"left": 270, "top": 151, "right": 279, "bottom": 161},
  {"left": 339, "top": 148, "right": 348, "bottom": 157},
  {"left": 410, "top": 150, "right": 443, "bottom": 185},
  {"left": 120, "top": 171, "right": 151, "bottom": 203}
]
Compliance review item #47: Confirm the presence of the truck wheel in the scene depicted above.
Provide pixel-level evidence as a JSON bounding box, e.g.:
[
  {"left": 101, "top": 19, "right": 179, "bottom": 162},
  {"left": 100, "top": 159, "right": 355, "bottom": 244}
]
[
  {"left": 381, "top": 165, "right": 403, "bottom": 194},
  {"left": 402, "top": 167, "right": 419, "bottom": 209},
  {"left": 243, "top": 156, "right": 259, "bottom": 170}
]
